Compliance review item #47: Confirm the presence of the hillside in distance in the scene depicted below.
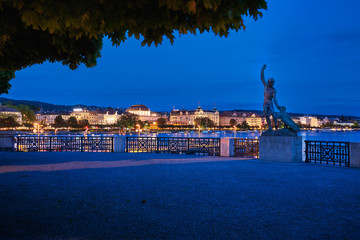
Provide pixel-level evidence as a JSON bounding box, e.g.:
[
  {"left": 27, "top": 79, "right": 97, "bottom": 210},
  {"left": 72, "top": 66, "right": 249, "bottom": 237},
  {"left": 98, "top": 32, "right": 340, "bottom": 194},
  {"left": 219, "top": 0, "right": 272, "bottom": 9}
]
[{"left": 0, "top": 97, "right": 124, "bottom": 113}]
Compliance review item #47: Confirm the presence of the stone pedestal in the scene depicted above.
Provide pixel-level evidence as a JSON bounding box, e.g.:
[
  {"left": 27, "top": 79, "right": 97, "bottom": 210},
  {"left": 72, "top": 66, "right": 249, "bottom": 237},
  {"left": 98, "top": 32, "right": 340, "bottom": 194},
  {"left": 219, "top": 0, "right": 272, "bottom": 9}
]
[
  {"left": 259, "top": 135, "right": 302, "bottom": 163},
  {"left": 220, "top": 138, "right": 235, "bottom": 157},
  {"left": 113, "top": 136, "right": 126, "bottom": 152}
]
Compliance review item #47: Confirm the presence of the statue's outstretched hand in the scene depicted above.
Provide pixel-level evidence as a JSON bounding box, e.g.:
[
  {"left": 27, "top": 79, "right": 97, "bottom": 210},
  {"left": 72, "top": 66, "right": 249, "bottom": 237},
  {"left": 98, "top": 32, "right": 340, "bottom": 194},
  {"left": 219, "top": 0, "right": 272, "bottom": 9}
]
[{"left": 262, "top": 64, "right": 267, "bottom": 70}]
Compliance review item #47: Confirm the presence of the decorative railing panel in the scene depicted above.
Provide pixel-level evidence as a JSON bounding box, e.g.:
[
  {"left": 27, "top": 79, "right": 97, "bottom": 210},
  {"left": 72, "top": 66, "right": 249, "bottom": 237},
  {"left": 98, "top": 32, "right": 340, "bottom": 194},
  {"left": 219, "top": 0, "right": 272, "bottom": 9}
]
[
  {"left": 16, "top": 136, "right": 113, "bottom": 152},
  {"left": 126, "top": 137, "right": 220, "bottom": 156},
  {"left": 234, "top": 138, "right": 259, "bottom": 158},
  {"left": 305, "top": 141, "right": 349, "bottom": 167}
]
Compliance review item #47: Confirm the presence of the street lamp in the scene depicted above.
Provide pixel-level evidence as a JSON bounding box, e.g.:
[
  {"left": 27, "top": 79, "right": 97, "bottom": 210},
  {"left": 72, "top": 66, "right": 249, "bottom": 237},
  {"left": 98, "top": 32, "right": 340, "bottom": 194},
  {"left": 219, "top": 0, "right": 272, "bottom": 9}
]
[
  {"left": 33, "top": 123, "right": 40, "bottom": 136},
  {"left": 84, "top": 126, "right": 89, "bottom": 135},
  {"left": 136, "top": 124, "right": 141, "bottom": 135}
]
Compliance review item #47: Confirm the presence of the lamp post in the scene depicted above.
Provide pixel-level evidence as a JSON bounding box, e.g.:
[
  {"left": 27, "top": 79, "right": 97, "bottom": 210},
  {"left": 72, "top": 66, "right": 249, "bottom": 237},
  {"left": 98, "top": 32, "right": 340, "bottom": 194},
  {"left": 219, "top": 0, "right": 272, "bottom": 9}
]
[
  {"left": 136, "top": 124, "right": 141, "bottom": 136},
  {"left": 33, "top": 123, "right": 40, "bottom": 136},
  {"left": 84, "top": 126, "right": 89, "bottom": 136}
]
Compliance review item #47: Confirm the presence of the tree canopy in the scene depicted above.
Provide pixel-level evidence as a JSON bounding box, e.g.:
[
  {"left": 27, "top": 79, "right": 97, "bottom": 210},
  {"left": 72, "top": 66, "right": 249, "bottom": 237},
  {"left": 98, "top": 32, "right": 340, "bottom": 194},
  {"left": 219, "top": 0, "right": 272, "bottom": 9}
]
[
  {"left": 54, "top": 115, "right": 66, "bottom": 128},
  {"left": 236, "top": 120, "right": 250, "bottom": 130},
  {"left": 116, "top": 113, "right": 138, "bottom": 129},
  {"left": 0, "top": 0, "right": 267, "bottom": 92},
  {"left": 156, "top": 117, "right": 167, "bottom": 128},
  {"left": 0, "top": 116, "right": 19, "bottom": 128},
  {"left": 2, "top": 101, "right": 35, "bottom": 123},
  {"left": 78, "top": 119, "right": 90, "bottom": 128},
  {"left": 0, "top": 71, "right": 14, "bottom": 94},
  {"left": 229, "top": 118, "right": 236, "bottom": 127},
  {"left": 194, "top": 117, "right": 215, "bottom": 128},
  {"left": 66, "top": 116, "right": 78, "bottom": 128}
]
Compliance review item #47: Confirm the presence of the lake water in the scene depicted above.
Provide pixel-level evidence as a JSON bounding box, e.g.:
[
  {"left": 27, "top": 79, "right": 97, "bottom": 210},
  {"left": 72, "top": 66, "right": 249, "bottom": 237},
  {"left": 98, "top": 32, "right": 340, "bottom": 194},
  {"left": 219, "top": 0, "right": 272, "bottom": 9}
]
[
  {"left": 128, "top": 130, "right": 360, "bottom": 142},
  {"left": 20, "top": 130, "right": 360, "bottom": 143}
]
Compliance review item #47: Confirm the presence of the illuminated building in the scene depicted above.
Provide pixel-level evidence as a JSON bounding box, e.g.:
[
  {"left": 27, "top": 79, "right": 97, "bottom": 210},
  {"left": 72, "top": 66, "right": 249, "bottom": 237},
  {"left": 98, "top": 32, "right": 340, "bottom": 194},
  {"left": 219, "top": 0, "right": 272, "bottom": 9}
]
[
  {"left": 36, "top": 108, "right": 122, "bottom": 126},
  {"left": 219, "top": 111, "right": 262, "bottom": 128},
  {"left": 36, "top": 112, "right": 70, "bottom": 125},
  {"left": 170, "top": 106, "right": 220, "bottom": 126},
  {"left": 297, "top": 116, "right": 320, "bottom": 127},
  {"left": 103, "top": 110, "right": 121, "bottom": 125},
  {"left": 126, "top": 104, "right": 165, "bottom": 123},
  {"left": 70, "top": 108, "right": 103, "bottom": 125},
  {"left": 127, "top": 104, "right": 150, "bottom": 116},
  {"left": 0, "top": 105, "right": 22, "bottom": 124}
]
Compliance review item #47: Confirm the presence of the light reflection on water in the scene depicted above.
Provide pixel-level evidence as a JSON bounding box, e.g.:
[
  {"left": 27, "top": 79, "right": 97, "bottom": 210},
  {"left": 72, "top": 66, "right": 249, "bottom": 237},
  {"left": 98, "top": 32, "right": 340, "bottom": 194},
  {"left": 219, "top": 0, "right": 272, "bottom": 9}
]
[
  {"left": 299, "top": 131, "right": 360, "bottom": 142},
  {"left": 132, "top": 130, "right": 360, "bottom": 142},
  {"left": 28, "top": 130, "right": 360, "bottom": 142}
]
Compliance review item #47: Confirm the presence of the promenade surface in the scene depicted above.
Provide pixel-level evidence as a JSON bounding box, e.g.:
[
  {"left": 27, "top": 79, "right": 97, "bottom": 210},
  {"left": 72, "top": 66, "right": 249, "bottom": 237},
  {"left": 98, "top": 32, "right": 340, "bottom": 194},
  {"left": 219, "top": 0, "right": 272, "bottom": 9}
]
[{"left": 0, "top": 152, "right": 360, "bottom": 240}]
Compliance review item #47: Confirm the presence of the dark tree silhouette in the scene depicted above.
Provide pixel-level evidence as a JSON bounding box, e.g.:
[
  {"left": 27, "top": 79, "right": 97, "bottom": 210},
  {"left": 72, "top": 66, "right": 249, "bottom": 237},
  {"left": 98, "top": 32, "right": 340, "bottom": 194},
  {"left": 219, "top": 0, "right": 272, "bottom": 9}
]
[
  {"left": 0, "top": 0, "right": 267, "bottom": 93},
  {"left": 229, "top": 118, "right": 237, "bottom": 127},
  {"left": 54, "top": 115, "right": 67, "bottom": 128},
  {"left": 66, "top": 116, "right": 78, "bottom": 128},
  {"left": 156, "top": 117, "right": 167, "bottom": 128}
]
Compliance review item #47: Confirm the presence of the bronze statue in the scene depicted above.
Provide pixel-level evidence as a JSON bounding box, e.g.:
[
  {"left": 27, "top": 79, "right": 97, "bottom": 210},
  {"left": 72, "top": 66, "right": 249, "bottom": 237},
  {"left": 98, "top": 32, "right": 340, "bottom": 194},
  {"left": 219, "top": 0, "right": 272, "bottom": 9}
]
[
  {"left": 261, "top": 64, "right": 282, "bottom": 131},
  {"left": 261, "top": 64, "right": 301, "bottom": 133}
]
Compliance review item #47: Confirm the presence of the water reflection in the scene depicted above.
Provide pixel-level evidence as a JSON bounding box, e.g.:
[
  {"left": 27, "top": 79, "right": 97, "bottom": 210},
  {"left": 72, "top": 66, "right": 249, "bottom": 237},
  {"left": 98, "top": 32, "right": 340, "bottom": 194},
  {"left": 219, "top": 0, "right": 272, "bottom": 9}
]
[{"left": 134, "top": 130, "right": 360, "bottom": 142}]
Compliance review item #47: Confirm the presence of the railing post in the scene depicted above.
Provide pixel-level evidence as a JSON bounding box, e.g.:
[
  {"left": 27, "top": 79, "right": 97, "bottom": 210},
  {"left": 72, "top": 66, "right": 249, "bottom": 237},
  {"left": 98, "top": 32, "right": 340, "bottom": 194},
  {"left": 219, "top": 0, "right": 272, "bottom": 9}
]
[
  {"left": 49, "top": 136, "right": 52, "bottom": 152},
  {"left": 157, "top": 137, "right": 160, "bottom": 152},
  {"left": 113, "top": 136, "right": 127, "bottom": 152},
  {"left": 80, "top": 137, "right": 83, "bottom": 152},
  {"left": 187, "top": 138, "right": 190, "bottom": 153},
  {"left": 304, "top": 141, "right": 308, "bottom": 163},
  {"left": 347, "top": 142, "right": 350, "bottom": 167},
  {"left": 0, "top": 131, "right": 16, "bottom": 152},
  {"left": 350, "top": 143, "right": 360, "bottom": 168},
  {"left": 220, "top": 137, "right": 235, "bottom": 157},
  {"left": 111, "top": 137, "right": 114, "bottom": 152}
]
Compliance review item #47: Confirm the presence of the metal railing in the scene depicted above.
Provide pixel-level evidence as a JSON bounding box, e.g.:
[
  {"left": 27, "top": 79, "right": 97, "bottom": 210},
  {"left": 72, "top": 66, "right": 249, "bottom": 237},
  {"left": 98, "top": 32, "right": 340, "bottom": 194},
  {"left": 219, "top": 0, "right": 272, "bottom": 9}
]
[
  {"left": 126, "top": 137, "right": 220, "bottom": 156},
  {"left": 305, "top": 140, "right": 350, "bottom": 167},
  {"left": 15, "top": 135, "right": 114, "bottom": 152},
  {"left": 234, "top": 138, "right": 259, "bottom": 158}
]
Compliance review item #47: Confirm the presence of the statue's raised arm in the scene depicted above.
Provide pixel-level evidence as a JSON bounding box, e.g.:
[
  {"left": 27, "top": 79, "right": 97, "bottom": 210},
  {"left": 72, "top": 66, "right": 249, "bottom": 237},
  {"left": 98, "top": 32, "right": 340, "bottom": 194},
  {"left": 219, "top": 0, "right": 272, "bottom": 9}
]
[{"left": 261, "top": 64, "right": 267, "bottom": 87}]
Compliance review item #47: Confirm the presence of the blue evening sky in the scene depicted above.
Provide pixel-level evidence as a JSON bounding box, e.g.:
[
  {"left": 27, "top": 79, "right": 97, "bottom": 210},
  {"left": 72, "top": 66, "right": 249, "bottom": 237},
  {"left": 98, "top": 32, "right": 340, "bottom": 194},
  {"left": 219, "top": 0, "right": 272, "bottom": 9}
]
[{"left": 4, "top": 0, "right": 360, "bottom": 116}]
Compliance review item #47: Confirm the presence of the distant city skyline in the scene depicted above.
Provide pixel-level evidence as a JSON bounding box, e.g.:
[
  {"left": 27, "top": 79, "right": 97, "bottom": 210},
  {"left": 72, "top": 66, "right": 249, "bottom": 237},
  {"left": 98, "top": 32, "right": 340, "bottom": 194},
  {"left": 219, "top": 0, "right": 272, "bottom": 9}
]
[
  {"left": 1, "top": 97, "right": 359, "bottom": 119},
  {"left": 3, "top": 0, "right": 360, "bottom": 116}
]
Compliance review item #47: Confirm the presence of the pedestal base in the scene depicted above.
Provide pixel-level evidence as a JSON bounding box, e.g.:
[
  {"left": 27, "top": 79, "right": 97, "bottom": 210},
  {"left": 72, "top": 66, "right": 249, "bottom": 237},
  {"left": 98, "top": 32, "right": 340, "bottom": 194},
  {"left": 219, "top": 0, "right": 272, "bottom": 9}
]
[{"left": 259, "top": 135, "right": 302, "bottom": 163}]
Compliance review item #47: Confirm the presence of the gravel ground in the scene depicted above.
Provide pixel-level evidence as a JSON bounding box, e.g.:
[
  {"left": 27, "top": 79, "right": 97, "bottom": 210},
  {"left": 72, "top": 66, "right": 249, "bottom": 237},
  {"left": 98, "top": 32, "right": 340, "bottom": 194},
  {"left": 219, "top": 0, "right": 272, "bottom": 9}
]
[{"left": 0, "top": 152, "right": 360, "bottom": 240}]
